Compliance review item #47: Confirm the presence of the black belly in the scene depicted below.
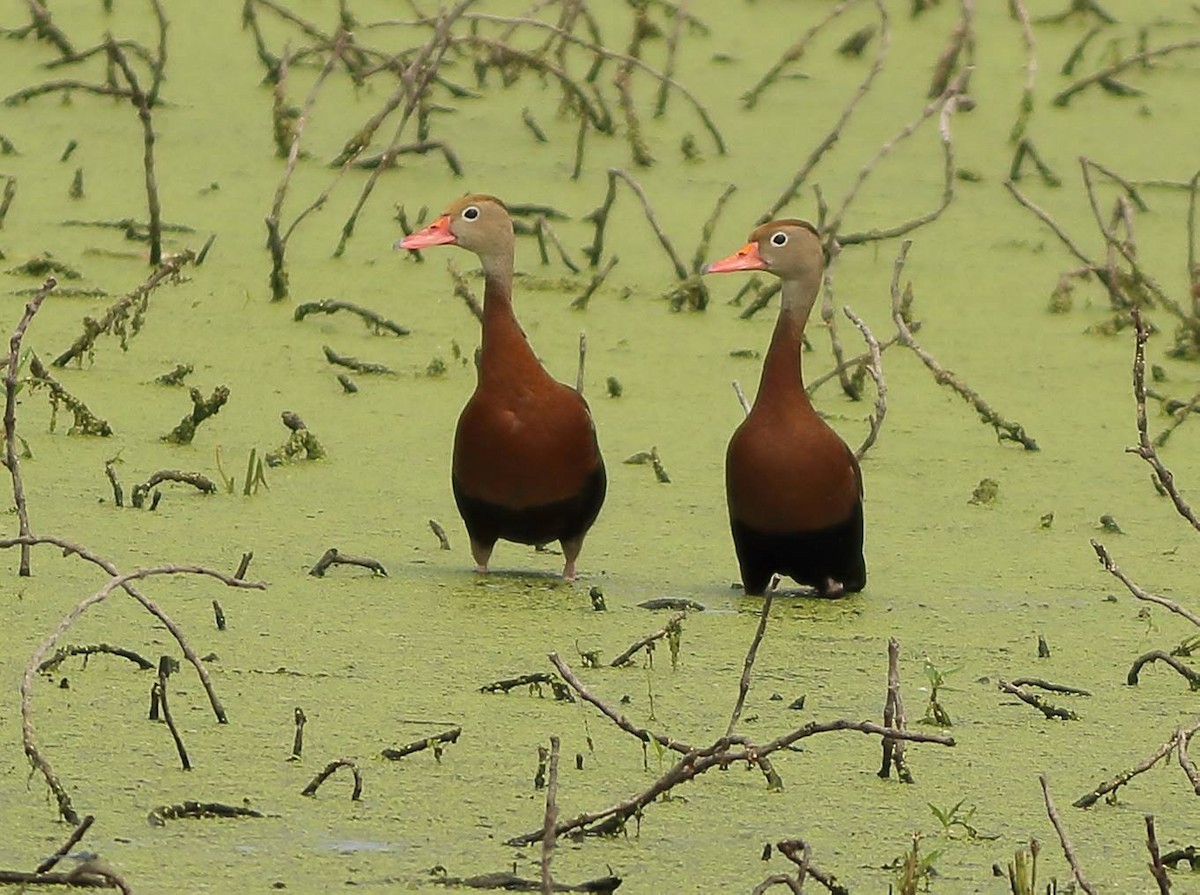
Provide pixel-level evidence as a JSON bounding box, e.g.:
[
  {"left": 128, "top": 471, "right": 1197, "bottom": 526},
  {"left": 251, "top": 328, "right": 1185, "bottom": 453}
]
[
  {"left": 730, "top": 499, "right": 866, "bottom": 596},
  {"left": 453, "top": 464, "right": 607, "bottom": 547}
]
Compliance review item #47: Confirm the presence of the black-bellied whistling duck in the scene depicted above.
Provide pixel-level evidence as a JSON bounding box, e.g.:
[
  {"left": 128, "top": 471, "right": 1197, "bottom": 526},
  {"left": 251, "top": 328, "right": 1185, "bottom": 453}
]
[
  {"left": 399, "top": 195, "right": 606, "bottom": 580},
  {"left": 706, "top": 220, "right": 865, "bottom": 597}
]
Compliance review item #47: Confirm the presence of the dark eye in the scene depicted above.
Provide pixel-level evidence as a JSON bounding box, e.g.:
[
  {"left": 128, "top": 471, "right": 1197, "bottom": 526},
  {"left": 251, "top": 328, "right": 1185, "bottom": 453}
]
[
  {"left": 462, "top": 205, "right": 480, "bottom": 221},
  {"left": 770, "top": 232, "right": 788, "bottom": 247}
]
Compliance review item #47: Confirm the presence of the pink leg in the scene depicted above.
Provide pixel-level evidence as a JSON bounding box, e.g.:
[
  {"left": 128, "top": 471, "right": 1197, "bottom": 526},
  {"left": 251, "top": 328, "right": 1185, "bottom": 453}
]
[
  {"left": 470, "top": 539, "right": 493, "bottom": 574},
  {"left": 561, "top": 536, "right": 585, "bottom": 581}
]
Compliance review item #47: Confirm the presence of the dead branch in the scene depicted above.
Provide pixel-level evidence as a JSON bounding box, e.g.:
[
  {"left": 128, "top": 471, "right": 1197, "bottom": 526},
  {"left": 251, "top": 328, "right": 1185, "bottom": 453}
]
[
  {"left": 301, "top": 759, "right": 364, "bottom": 800},
  {"left": 1073, "top": 719, "right": 1200, "bottom": 808},
  {"left": 741, "top": 0, "right": 860, "bottom": 109},
  {"left": 35, "top": 814, "right": 95, "bottom": 873},
  {"left": 507, "top": 717, "right": 953, "bottom": 845},
  {"left": 105, "top": 39, "right": 163, "bottom": 265},
  {"left": 1091, "top": 540, "right": 1200, "bottom": 627},
  {"left": 1040, "top": 774, "right": 1097, "bottom": 894},
  {"left": 448, "top": 260, "right": 484, "bottom": 321},
  {"left": 550, "top": 653, "right": 690, "bottom": 755},
  {"left": 1127, "top": 651, "right": 1200, "bottom": 689},
  {"left": 294, "top": 299, "right": 410, "bottom": 335},
  {"left": 152, "top": 655, "right": 191, "bottom": 770},
  {"left": 1053, "top": 36, "right": 1200, "bottom": 106},
  {"left": 1009, "top": 0, "right": 1036, "bottom": 142},
  {"left": 381, "top": 726, "right": 461, "bottom": 760},
  {"left": 540, "top": 736, "right": 560, "bottom": 895},
  {"left": 1009, "top": 677, "right": 1092, "bottom": 696},
  {"left": 17, "top": 560, "right": 264, "bottom": 822},
  {"left": 890, "top": 241, "right": 1039, "bottom": 449},
  {"left": 726, "top": 594, "right": 772, "bottom": 738},
  {"left": 584, "top": 168, "right": 686, "bottom": 278},
  {"left": 322, "top": 345, "right": 394, "bottom": 375},
  {"left": 53, "top": 251, "right": 194, "bottom": 367},
  {"left": 38, "top": 643, "right": 154, "bottom": 672},
  {"left": 571, "top": 256, "right": 619, "bottom": 310},
  {"left": 443, "top": 12, "right": 725, "bottom": 153},
  {"left": 997, "top": 679, "right": 1079, "bottom": 720},
  {"left": 761, "top": 0, "right": 889, "bottom": 222},
  {"left": 147, "top": 800, "right": 264, "bottom": 825},
  {"left": 309, "top": 547, "right": 388, "bottom": 577},
  {"left": 1125, "top": 310, "right": 1200, "bottom": 531},
  {"left": 266, "top": 35, "right": 347, "bottom": 301},
  {"left": 28, "top": 354, "right": 112, "bottom": 436},
  {"left": 4, "top": 277, "right": 56, "bottom": 576},
  {"left": 609, "top": 609, "right": 687, "bottom": 668},
  {"left": 334, "top": 2, "right": 475, "bottom": 257},
  {"left": 832, "top": 76, "right": 967, "bottom": 247},
  {"left": 843, "top": 306, "right": 887, "bottom": 460},
  {"left": 880, "top": 637, "right": 913, "bottom": 782}
]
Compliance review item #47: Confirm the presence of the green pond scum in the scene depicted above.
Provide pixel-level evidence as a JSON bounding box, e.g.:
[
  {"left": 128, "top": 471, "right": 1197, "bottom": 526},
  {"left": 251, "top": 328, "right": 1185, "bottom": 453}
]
[{"left": 1, "top": 0, "right": 1199, "bottom": 891}]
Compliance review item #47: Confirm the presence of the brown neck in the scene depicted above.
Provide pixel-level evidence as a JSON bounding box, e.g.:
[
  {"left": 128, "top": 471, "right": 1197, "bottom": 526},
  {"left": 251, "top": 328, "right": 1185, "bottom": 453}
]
[
  {"left": 754, "top": 275, "right": 820, "bottom": 411},
  {"left": 479, "top": 261, "right": 545, "bottom": 388}
]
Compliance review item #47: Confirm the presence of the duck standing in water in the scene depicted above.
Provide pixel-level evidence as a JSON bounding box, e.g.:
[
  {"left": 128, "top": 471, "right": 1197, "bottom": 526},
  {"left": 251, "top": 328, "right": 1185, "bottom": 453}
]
[
  {"left": 706, "top": 220, "right": 865, "bottom": 597},
  {"left": 399, "top": 195, "right": 606, "bottom": 580}
]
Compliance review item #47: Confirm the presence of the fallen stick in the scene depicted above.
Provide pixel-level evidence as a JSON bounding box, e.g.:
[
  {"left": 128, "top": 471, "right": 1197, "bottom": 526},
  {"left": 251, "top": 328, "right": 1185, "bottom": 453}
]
[
  {"left": 890, "top": 241, "right": 1039, "bottom": 450},
  {"left": 301, "top": 759, "right": 363, "bottom": 800},
  {"left": 381, "top": 726, "right": 461, "bottom": 760},
  {"left": 294, "top": 299, "right": 410, "bottom": 335},
  {"left": 309, "top": 547, "right": 388, "bottom": 577},
  {"left": 1040, "top": 774, "right": 1097, "bottom": 895}
]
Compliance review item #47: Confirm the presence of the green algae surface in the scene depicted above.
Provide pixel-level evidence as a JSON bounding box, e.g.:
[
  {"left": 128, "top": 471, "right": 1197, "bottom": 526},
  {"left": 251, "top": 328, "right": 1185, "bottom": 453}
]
[{"left": 2, "top": 1, "right": 1200, "bottom": 891}]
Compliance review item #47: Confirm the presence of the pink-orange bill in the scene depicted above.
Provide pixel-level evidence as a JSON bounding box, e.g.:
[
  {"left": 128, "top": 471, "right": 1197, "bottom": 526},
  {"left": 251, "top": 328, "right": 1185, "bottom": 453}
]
[{"left": 706, "top": 241, "right": 766, "bottom": 273}]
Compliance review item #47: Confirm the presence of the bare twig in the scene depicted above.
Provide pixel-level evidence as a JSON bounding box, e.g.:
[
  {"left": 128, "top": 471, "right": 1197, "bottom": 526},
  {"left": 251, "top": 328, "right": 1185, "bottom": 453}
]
[
  {"left": 843, "top": 306, "right": 886, "bottom": 460},
  {"left": 106, "top": 39, "right": 163, "bottom": 265},
  {"left": 890, "top": 241, "right": 1038, "bottom": 449},
  {"left": 741, "top": 0, "right": 860, "bottom": 109},
  {"left": 309, "top": 547, "right": 387, "bottom": 577},
  {"left": 997, "top": 679, "right": 1079, "bottom": 720},
  {"left": 1053, "top": 37, "right": 1200, "bottom": 106},
  {"left": 53, "top": 251, "right": 194, "bottom": 367},
  {"left": 301, "top": 759, "right": 363, "bottom": 800},
  {"left": 1040, "top": 774, "right": 1097, "bottom": 894},
  {"left": 18, "top": 560, "right": 264, "bottom": 821},
  {"left": 540, "top": 736, "right": 560, "bottom": 895},
  {"left": 1126, "top": 310, "right": 1200, "bottom": 531},
  {"left": 34, "top": 815, "right": 95, "bottom": 873},
  {"left": 4, "top": 277, "right": 56, "bottom": 575},
  {"left": 610, "top": 610, "right": 687, "bottom": 667},
  {"left": 726, "top": 594, "right": 772, "bottom": 738},
  {"left": 761, "top": 0, "right": 889, "bottom": 222},
  {"left": 1073, "top": 721, "right": 1200, "bottom": 808},
  {"left": 294, "top": 299, "right": 410, "bottom": 335},
  {"left": 833, "top": 77, "right": 966, "bottom": 247},
  {"left": 880, "top": 637, "right": 912, "bottom": 782},
  {"left": 1091, "top": 540, "right": 1200, "bottom": 627},
  {"left": 1146, "top": 815, "right": 1171, "bottom": 895},
  {"left": 381, "top": 726, "right": 462, "bottom": 760},
  {"left": 1009, "top": 0, "right": 1036, "bottom": 143}
]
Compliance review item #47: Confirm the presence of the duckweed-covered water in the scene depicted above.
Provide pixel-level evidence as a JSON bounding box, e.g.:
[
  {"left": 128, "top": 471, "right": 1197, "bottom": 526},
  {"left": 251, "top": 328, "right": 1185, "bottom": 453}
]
[{"left": 1, "top": 1, "right": 1199, "bottom": 891}]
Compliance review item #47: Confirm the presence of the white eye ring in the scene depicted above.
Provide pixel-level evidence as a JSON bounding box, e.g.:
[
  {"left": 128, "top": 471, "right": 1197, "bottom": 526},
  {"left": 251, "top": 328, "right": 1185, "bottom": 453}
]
[
  {"left": 770, "top": 232, "right": 788, "bottom": 247},
  {"left": 462, "top": 205, "right": 480, "bottom": 221}
]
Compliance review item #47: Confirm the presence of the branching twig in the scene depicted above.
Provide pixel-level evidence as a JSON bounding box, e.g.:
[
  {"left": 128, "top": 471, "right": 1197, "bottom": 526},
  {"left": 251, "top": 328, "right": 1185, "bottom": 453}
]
[
  {"left": 4, "top": 277, "right": 56, "bottom": 576},
  {"left": 761, "top": 0, "right": 889, "bottom": 222},
  {"left": 1053, "top": 37, "right": 1200, "bottom": 106},
  {"left": 1126, "top": 309, "right": 1200, "bottom": 531},
  {"left": 890, "top": 241, "right": 1039, "bottom": 449}
]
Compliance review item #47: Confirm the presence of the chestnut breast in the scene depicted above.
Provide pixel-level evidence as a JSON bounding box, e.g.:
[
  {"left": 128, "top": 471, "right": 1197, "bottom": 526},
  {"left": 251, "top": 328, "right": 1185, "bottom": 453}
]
[
  {"left": 454, "top": 376, "right": 602, "bottom": 509},
  {"left": 726, "top": 405, "right": 860, "bottom": 534}
]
